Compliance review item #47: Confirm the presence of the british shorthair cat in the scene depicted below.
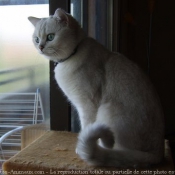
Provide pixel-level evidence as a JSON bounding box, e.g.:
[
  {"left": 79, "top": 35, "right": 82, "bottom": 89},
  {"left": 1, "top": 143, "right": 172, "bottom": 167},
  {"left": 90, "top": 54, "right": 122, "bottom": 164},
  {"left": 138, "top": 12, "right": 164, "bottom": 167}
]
[{"left": 28, "top": 8, "right": 164, "bottom": 168}]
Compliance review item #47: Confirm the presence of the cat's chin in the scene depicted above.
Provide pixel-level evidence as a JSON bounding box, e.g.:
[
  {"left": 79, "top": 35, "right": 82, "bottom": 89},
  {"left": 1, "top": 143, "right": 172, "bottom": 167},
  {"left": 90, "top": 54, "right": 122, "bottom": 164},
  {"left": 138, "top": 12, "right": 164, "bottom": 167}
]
[{"left": 38, "top": 50, "right": 45, "bottom": 55}]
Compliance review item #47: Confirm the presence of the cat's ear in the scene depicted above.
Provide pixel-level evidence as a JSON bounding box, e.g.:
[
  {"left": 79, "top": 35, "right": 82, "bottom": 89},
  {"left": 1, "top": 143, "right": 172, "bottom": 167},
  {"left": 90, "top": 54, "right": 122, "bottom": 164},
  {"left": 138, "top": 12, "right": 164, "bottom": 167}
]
[
  {"left": 28, "top": 17, "right": 41, "bottom": 27},
  {"left": 53, "top": 8, "right": 69, "bottom": 25}
]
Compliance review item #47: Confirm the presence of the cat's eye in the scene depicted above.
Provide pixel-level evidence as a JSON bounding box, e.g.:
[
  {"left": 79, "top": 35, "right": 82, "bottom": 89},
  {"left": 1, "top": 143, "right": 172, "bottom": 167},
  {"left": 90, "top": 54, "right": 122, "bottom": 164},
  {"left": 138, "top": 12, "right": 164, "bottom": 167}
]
[
  {"left": 47, "top": 34, "right": 55, "bottom": 41},
  {"left": 35, "top": 37, "right": 39, "bottom": 44}
]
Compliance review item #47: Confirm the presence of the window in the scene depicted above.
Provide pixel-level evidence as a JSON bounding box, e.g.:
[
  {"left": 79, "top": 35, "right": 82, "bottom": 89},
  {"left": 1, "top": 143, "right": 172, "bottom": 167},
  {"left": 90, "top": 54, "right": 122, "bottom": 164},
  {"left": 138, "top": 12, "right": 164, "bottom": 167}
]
[
  {"left": 0, "top": 0, "right": 120, "bottom": 136},
  {"left": 0, "top": 1, "right": 49, "bottom": 168},
  {"left": 0, "top": 0, "right": 120, "bottom": 134},
  {"left": 0, "top": 2, "right": 49, "bottom": 117}
]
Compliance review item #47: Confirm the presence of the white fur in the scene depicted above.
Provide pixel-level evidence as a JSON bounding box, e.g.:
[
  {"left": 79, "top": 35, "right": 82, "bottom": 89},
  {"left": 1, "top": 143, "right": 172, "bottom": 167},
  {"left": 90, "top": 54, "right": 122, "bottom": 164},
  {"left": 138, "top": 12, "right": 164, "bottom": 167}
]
[
  {"left": 29, "top": 8, "right": 165, "bottom": 168},
  {"left": 77, "top": 122, "right": 162, "bottom": 168}
]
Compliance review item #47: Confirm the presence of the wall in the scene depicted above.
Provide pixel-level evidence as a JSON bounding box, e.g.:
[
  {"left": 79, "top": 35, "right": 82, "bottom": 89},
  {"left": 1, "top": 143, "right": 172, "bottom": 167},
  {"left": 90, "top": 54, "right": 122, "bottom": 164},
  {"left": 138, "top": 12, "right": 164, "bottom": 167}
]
[{"left": 119, "top": 0, "right": 175, "bottom": 137}]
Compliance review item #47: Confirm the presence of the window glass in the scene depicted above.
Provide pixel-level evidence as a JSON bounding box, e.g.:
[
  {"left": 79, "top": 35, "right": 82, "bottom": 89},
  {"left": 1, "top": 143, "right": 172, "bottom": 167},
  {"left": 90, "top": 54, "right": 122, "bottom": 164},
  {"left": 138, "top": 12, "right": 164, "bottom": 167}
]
[
  {"left": 0, "top": 4, "right": 49, "bottom": 117},
  {"left": 0, "top": 3, "right": 49, "bottom": 167}
]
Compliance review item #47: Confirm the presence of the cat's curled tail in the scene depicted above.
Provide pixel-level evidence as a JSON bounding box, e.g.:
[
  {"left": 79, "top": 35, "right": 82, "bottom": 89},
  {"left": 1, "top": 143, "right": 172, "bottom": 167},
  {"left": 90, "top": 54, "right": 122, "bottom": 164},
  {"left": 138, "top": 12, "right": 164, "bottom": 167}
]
[{"left": 76, "top": 123, "right": 162, "bottom": 168}]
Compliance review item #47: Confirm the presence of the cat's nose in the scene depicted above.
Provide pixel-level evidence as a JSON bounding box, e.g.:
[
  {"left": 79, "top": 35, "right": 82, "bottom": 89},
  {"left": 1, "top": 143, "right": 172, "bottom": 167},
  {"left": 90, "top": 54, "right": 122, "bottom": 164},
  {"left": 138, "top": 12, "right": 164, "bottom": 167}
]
[{"left": 39, "top": 45, "right": 44, "bottom": 51}]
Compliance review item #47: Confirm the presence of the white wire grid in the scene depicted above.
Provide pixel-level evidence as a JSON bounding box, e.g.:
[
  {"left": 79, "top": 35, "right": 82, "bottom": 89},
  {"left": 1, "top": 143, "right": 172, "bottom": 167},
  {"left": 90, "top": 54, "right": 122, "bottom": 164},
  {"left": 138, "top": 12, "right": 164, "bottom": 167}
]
[{"left": 0, "top": 89, "right": 45, "bottom": 170}]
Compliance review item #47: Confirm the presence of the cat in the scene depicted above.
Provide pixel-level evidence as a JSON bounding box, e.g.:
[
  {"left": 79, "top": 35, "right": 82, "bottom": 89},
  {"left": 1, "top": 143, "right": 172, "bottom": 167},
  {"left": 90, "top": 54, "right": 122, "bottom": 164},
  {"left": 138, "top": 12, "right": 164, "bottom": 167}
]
[{"left": 28, "top": 8, "right": 164, "bottom": 168}]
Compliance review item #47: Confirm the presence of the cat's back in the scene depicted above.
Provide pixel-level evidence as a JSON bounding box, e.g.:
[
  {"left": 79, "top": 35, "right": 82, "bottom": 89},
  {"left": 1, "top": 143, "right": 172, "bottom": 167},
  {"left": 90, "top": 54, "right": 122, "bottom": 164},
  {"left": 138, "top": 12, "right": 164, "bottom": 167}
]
[{"left": 104, "top": 52, "right": 164, "bottom": 123}]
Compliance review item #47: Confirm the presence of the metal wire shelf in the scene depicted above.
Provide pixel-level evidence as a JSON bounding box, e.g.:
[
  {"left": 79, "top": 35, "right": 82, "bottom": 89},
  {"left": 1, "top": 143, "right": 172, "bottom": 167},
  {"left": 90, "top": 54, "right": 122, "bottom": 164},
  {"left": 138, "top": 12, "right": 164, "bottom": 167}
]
[{"left": 0, "top": 89, "right": 45, "bottom": 170}]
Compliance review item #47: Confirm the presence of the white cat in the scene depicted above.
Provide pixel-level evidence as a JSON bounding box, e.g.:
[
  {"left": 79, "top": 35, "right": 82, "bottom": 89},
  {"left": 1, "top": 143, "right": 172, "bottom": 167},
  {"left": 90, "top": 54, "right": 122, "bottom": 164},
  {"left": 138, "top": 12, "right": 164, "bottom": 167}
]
[{"left": 28, "top": 8, "right": 164, "bottom": 168}]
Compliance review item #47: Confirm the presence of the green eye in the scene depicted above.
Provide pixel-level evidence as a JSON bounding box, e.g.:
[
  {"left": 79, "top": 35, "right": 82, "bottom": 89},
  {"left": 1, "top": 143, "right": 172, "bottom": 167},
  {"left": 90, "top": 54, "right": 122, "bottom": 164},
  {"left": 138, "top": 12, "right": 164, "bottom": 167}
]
[
  {"left": 47, "top": 34, "right": 55, "bottom": 41},
  {"left": 35, "top": 37, "right": 39, "bottom": 43}
]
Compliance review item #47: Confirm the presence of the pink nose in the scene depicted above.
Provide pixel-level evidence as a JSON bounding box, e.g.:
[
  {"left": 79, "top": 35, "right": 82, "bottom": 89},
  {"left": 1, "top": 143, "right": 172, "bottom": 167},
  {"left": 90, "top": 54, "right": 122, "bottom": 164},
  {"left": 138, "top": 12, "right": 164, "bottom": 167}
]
[{"left": 39, "top": 45, "right": 44, "bottom": 51}]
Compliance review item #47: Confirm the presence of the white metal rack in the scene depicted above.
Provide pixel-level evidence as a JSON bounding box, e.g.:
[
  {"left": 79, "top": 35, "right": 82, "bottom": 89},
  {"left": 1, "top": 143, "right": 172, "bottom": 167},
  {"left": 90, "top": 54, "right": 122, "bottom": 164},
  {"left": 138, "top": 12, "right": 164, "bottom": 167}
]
[{"left": 0, "top": 89, "right": 45, "bottom": 170}]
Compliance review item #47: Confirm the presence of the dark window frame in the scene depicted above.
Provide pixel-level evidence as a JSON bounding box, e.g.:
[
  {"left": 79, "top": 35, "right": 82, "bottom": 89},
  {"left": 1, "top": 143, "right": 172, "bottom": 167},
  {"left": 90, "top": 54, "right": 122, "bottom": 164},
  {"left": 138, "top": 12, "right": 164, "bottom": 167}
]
[{"left": 49, "top": 0, "right": 71, "bottom": 131}]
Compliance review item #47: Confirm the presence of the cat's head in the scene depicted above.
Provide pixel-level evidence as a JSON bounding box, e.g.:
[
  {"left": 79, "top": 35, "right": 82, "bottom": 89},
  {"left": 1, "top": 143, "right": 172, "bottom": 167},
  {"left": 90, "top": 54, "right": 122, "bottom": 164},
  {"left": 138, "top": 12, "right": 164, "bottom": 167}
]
[{"left": 28, "top": 8, "right": 84, "bottom": 62}]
